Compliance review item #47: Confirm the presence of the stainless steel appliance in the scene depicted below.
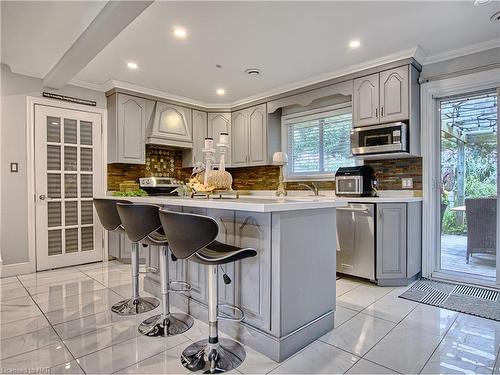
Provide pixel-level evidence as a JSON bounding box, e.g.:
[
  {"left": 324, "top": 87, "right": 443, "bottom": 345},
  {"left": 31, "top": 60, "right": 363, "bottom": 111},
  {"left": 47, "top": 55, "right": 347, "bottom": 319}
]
[
  {"left": 335, "top": 166, "right": 374, "bottom": 197},
  {"left": 336, "top": 203, "right": 375, "bottom": 281},
  {"left": 351, "top": 122, "right": 408, "bottom": 156},
  {"left": 139, "top": 177, "right": 181, "bottom": 195}
]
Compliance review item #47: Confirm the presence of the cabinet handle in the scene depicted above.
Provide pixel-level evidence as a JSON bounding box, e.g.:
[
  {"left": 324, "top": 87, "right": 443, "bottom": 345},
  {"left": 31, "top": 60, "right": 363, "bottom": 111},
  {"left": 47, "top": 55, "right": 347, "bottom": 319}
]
[
  {"left": 381, "top": 107, "right": 384, "bottom": 117},
  {"left": 375, "top": 108, "right": 378, "bottom": 118}
]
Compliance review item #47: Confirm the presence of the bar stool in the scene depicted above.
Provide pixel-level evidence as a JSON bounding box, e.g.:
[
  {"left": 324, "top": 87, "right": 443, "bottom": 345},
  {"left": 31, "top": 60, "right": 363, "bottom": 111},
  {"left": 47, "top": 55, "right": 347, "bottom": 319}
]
[
  {"left": 116, "top": 202, "right": 194, "bottom": 337},
  {"left": 159, "top": 209, "right": 257, "bottom": 374},
  {"left": 93, "top": 198, "right": 159, "bottom": 315}
]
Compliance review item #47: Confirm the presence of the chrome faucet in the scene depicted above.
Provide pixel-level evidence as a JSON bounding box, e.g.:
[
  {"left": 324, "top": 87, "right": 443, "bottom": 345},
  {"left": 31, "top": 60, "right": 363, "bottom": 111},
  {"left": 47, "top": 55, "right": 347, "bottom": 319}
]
[{"left": 299, "top": 183, "right": 319, "bottom": 196}]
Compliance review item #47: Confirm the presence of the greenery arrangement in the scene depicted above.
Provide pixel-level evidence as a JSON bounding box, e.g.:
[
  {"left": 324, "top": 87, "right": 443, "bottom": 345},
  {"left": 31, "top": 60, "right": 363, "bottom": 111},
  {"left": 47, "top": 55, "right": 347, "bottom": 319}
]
[{"left": 111, "top": 189, "right": 148, "bottom": 197}]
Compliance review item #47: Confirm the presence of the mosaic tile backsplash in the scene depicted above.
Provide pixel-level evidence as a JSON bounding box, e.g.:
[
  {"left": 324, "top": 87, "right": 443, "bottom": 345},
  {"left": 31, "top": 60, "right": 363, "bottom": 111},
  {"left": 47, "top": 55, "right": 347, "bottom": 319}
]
[{"left": 108, "top": 146, "right": 422, "bottom": 191}]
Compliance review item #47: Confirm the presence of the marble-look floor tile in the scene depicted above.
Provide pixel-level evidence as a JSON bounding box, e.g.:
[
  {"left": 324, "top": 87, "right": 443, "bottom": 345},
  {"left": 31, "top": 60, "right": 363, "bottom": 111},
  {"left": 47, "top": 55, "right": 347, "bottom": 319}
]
[
  {"left": 63, "top": 319, "right": 141, "bottom": 358},
  {"left": 0, "top": 276, "right": 20, "bottom": 286},
  {"left": 334, "top": 306, "right": 359, "bottom": 328},
  {"left": 0, "top": 341, "right": 74, "bottom": 370},
  {"left": 49, "top": 360, "right": 85, "bottom": 374},
  {"left": 1, "top": 326, "right": 61, "bottom": 360},
  {"left": 364, "top": 306, "right": 459, "bottom": 374},
  {"left": 270, "top": 341, "right": 359, "bottom": 374},
  {"left": 320, "top": 312, "right": 396, "bottom": 356},
  {"left": 20, "top": 272, "right": 90, "bottom": 289},
  {"left": 108, "top": 280, "right": 153, "bottom": 300},
  {"left": 76, "top": 333, "right": 189, "bottom": 374},
  {"left": 236, "top": 344, "right": 280, "bottom": 374},
  {"left": 494, "top": 348, "right": 500, "bottom": 374},
  {"left": 337, "top": 285, "right": 393, "bottom": 311},
  {"left": 0, "top": 295, "right": 43, "bottom": 325},
  {"left": 118, "top": 343, "right": 189, "bottom": 374},
  {"left": 421, "top": 314, "right": 500, "bottom": 374},
  {"left": 26, "top": 279, "right": 106, "bottom": 301},
  {"left": 77, "top": 261, "right": 129, "bottom": 272},
  {"left": 18, "top": 268, "right": 80, "bottom": 282},
  {"left": 0, "top": 315, "right": 50, "bottom": 340},
  {"left": 0, "top": 282, "right": 30, "bottom": 301},
  {"left": 53, "top": 309, "right": 149, "bottom": 340},
  {"left": 346, "top": 358, "right": 398, "bottom": 374},
  {"left": 336, "top": 278, "right": 362, "bottom": 297},
  {"left": 35, "top": 287, "right": 123, "bottom": 313},
  {"left": 363, "top": 287, "right": 418, "bottom": 323}
]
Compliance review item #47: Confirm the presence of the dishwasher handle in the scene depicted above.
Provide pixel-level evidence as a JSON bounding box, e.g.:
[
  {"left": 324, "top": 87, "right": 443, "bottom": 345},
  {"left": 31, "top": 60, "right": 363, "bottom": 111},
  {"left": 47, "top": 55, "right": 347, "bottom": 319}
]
[{"left": 337, "top": 207, "right": 371, "bottom": 214}]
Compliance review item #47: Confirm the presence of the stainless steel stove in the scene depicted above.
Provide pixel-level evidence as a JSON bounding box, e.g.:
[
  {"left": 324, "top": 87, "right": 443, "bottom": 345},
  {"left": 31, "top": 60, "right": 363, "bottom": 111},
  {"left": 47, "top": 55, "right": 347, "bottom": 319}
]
[{"left": 139, "top": 177, "right": 181, "bottom": 196}]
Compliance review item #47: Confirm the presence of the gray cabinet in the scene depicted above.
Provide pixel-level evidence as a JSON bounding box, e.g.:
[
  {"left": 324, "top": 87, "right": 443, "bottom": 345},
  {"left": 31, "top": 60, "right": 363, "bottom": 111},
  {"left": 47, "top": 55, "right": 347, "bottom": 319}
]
[
  {"left": 353, "top": 65, "right": 415, "bottom": 128},
  {"left": 234, "top": 211, "right": 271, "bottom": 331},
  {"left": 380, "top": 66, "right": 409, "bottom": 123},
  {"left": 376, "top": 203, "right": 407, "bottom": 280},
  {"left": 231, "top": 103, "right": 268, "bottom": 167},
  {"left": 208, "top": 112, "right": 232, "bottom": 166},
  {"left": 182, "top": 110, "right": 207, "bottom": 168},
  {"left": 107, "top": 93, "right": 149, "bottom": 164},
  {"left": 148, "top": 102, "right": 192, "bottom": 145},
  {"left": 353, "top": 73, "right": 380, "bottom": 127}
]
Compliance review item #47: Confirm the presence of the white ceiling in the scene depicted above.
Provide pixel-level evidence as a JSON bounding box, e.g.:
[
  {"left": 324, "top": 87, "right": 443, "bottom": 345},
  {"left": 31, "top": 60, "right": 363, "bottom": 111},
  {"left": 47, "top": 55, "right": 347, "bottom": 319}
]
[
  {"left": 2, "top": 1, "right": 499, "bottom": 105},
  {"left": 1, "top": 1, "right": 107, "bottom": 78}
]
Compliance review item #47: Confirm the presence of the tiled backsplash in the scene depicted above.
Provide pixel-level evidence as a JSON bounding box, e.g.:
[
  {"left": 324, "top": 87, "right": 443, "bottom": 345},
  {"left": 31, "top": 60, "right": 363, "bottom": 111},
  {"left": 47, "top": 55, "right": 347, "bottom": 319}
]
[{"left": 108, "top": 146, "right": 422, "bottom": 191}]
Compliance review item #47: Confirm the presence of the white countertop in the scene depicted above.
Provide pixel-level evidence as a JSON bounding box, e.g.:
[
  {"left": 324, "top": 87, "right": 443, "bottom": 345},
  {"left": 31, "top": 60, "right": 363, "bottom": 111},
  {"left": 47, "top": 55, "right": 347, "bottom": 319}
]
[
  {"left": 106, "top": 195, "right": 348, "bottom": 212},
  {"left": 335, "top": 196, "right": 423, "bottom": 203}
]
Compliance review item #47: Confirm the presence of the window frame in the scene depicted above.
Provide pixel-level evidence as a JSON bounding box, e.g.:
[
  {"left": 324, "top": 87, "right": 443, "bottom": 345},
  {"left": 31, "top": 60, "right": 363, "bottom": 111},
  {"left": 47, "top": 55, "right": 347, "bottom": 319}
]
[{"left": 281, "top": 103, "right": 356, "bottom": 181}]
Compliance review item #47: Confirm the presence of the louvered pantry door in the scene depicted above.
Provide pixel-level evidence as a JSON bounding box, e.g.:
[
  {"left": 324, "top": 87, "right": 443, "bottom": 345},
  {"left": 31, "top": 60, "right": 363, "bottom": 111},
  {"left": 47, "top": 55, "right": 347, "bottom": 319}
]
[{"left": 34, "top": 105, "right": 103, "bottom": 271}]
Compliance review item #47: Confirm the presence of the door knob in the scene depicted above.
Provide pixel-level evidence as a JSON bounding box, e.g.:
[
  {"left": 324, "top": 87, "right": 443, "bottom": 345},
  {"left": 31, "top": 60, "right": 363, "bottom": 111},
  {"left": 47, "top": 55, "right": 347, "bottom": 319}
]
[{"left": 39, "top": 194, "right": 47, "bottom": 200}]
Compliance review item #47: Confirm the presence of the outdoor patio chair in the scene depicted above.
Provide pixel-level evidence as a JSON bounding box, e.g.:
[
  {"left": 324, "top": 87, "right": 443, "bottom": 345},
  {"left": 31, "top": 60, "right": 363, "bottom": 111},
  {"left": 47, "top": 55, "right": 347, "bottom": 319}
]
[{"left": 465, "top": 197, "right": 497, "bottom": 263}]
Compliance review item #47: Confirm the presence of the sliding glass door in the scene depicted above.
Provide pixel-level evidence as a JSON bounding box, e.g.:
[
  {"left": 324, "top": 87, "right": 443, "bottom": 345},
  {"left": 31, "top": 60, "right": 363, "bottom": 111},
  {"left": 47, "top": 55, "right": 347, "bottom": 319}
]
[{"left": 439, "top": 90, "right": 499, "bottom": 284}]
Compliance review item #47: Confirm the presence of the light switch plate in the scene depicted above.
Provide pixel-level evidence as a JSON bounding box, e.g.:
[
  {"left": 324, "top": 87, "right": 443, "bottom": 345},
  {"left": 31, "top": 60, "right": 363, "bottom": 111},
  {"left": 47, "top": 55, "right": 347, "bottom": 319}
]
[
  {"left": 10, "top": 163, "right": 18, "bottom": 173},
  {"left": 402, "top": 178, "right": 413, "bottom": 189}
]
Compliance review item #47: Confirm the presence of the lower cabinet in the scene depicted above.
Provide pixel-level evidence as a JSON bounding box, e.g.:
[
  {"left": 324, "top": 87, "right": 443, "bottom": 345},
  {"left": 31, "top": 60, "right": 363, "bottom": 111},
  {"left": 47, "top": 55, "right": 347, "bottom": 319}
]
[{"left": 376, "top": 202, "right": 421, "bottom": 284}]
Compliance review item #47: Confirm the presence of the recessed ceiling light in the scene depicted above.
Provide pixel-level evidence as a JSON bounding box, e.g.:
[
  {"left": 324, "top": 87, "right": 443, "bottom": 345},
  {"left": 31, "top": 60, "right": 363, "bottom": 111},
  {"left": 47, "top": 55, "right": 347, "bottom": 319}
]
[
  {"left": 173, "top": 27, "right": 187, "bottom": 39},
  {"left": 349, "top": 40, "right": 361, "bottom": 49},
  {"left": 127, "top": 62, "right": 138, "bottom": 70},
  {"left": 474, "top": 0, "right": 491, "bottom": 5},
  {"left": 216, "top": 88, "right": 225, "bottom": 96}
]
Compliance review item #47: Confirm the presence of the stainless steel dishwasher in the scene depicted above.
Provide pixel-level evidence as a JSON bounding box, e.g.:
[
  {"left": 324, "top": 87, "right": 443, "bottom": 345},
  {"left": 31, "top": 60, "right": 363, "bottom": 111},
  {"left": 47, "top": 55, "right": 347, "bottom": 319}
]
[{"left": 336, "top": 203, "right": 376, "bottom": 281}]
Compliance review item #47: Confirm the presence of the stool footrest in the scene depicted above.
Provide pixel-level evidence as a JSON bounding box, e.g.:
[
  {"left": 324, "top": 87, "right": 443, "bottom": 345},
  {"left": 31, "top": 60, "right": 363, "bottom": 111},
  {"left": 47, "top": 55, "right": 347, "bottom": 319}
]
[
  {"left": 139, "top": 266, "right": 158, "bottom": 274},
  {"left": 169, "top": 280, "right": 192, "bottom": 294},
  {"left": 217, "top": 304, "right": 244, "bottom": 322}
]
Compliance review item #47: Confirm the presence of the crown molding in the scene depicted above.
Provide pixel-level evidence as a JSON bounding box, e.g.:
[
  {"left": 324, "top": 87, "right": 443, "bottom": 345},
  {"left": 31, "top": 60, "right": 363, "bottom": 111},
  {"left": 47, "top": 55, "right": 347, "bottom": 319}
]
[{"left": 423, "top": 37, "right": 500, "bottom": 65}]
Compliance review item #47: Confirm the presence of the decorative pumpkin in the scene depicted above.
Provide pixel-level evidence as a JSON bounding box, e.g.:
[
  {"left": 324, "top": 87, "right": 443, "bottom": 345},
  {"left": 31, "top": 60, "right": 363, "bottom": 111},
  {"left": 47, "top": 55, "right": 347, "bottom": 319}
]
[{"left": 207, "top": 170, "right": 233, "bottom": 190}]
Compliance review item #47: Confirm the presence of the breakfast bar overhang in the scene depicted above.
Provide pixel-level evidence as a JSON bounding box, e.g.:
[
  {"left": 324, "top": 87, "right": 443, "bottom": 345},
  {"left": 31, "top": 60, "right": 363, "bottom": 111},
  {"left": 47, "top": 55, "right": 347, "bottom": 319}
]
[{"left": 109, "top": 196, "right": 346, "bottom": 362}]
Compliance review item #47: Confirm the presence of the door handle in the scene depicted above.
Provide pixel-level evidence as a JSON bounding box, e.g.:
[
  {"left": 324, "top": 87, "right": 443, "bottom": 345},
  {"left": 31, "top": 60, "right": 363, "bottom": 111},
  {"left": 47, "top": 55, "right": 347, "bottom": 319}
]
[
  {"left": 381, "top": 107, "right": 384, "bottom": 117},
  {"left": 39, "top": 194, "right": 47, "bottom": 201},
  {"left": 375, "top": 108, "right": 378, "bottom": 118}
]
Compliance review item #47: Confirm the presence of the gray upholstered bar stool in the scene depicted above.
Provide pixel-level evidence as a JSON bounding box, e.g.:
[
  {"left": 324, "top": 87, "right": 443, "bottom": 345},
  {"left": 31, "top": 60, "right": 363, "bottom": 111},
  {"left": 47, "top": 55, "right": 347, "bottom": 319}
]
[
  {"left": 93, "top": 198, "right": 159, "bottom": 315},
  {"left": 159, "top": 209, "right": 257, "bottom": 374},
  {"left": 116, "top": 202, "right": 194, "bottom": 337}
]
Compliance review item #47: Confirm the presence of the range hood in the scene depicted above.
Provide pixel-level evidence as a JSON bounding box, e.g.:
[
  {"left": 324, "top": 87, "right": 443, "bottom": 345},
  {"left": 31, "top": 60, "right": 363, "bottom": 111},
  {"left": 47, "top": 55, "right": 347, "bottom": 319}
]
[{"left": 146, "top": 101, "right": 193, "bottom": 148}]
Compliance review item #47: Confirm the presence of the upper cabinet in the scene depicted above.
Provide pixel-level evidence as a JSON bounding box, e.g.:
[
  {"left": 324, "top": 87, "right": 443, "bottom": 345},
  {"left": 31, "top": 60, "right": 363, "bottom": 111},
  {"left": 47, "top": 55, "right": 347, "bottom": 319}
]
[
  {"left": 353, "top": 65, "right": 417, "bottom": 128},
  {"left": 208, "top": 112, "right": 232, "bottom": 166},
  {"left": 182, "top": 110, "right": 207, "bottom": 168},
  {"left": 231, "top": 103, "right": 278, "bottom": 167},
  {"left": 147, "top": 102, "right": 192, "bottom": 147},
  {"left": 107, "top": 93, "right": 150, "bottom": 164}
]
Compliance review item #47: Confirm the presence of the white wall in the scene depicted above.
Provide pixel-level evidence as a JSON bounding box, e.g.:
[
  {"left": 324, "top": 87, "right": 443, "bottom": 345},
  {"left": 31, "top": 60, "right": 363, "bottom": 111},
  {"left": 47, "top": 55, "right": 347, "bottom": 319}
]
[{"left": 0, "top": 64, "right": 106, "bottom": 266}]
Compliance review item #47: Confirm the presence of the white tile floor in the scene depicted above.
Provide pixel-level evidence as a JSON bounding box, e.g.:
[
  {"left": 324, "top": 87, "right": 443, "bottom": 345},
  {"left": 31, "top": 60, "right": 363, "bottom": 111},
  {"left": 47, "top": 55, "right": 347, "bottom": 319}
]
[{"left": 1, "top": 262, "right": 500, "bottom": 374}]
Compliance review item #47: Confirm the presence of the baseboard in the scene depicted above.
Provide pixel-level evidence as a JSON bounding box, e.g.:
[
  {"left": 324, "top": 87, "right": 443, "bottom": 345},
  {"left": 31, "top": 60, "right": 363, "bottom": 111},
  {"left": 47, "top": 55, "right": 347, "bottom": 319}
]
[{"left": 0, "top": 261, "right": 35, "bottom": 278}]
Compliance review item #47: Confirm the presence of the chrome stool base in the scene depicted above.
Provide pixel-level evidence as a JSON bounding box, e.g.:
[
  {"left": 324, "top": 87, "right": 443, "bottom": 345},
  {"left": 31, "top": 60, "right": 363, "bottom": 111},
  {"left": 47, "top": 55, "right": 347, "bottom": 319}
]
[
  {"left": 181, "top": 338, "right": 246, "bottom": 374},
  {"left": 138, "top": 313, "right": 194, "bottom": 337},
  {"left": 111, "top": 297, "right": 159, "bottom": 315}
]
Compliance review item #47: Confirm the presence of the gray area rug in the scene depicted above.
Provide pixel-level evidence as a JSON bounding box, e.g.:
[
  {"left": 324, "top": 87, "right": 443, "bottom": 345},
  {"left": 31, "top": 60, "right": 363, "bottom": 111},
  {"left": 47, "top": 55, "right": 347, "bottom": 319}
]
[{"left": 399, "top": 278, "right": 500, "bottom": 321}]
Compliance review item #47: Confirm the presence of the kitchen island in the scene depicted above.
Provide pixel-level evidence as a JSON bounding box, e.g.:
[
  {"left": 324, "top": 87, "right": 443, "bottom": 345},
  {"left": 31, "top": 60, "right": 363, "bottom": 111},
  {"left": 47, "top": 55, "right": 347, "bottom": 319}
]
[{"left": 108, "top": 196, "right": 346, "bottom": 362}]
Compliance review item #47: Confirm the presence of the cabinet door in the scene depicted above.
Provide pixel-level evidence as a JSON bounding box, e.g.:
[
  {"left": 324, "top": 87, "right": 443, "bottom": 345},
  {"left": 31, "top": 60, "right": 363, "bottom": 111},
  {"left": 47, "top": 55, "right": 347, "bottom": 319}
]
[
  {"left": 208, "top": 113, "right": 231, "bottom": 165},
  {"left": 207, "top": 209, "right": 236, "bottom": 305},
  {"left": 231, "top": 109, "right": 249, "bottom": 166},
  {"left": 376, "top": 204, "right": 407, "bottom": 280},
  {"left": 248, "top": 104, "right": 267, "bottom": 165},
  {"left": 353, "top": 74, "right": 380, "bottom": 127},
  {"left": 380, "top": 66, "right": 409, "bottom": 123},
  {"left": 154, "top": 102, "right": 192, "bottom": 143},
  {"left": 108, "top": 231, "right": 121, "bottom": 259},
  {"left": 183, "top": 110, "right": 207, "bottom": 167},
  {"left": 183, "top": 207, "right": 208, "bottom": 304},
  {"left": 234, "top": 211, "right": 271, "bottom": 331},
  {"left": 117, "top": 94, "right": 146, "bottom": 163}
]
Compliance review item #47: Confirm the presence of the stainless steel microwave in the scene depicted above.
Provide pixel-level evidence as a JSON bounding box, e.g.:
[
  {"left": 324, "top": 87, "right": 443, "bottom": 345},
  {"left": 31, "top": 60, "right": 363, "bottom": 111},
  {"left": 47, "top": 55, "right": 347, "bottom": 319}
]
[{"left": 351, "top": 122, "right": 408, "bottom": 156}]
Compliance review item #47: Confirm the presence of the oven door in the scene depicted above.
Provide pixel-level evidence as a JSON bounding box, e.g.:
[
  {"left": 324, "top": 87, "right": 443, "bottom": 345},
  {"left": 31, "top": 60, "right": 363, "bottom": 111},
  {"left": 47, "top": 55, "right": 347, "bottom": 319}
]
[{"left": 351, "top": 122, "right": 408, "bottom": 155}]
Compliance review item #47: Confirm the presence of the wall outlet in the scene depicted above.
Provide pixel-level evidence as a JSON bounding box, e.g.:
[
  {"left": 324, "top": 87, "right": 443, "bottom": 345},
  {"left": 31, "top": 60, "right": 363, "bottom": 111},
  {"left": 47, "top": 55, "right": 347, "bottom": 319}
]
[{"left": 402, "top": 178, "right": 413, "bottom": 189}]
